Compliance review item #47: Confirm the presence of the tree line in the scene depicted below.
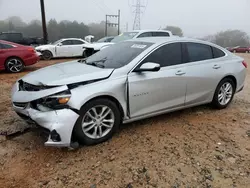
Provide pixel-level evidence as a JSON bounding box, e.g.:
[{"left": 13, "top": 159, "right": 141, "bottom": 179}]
[
  {"left": 0, "top": 16, "right": 249, "bottom": 47},
  {"left": 0, "top": 16, "right": 118, "bottom": 42}
]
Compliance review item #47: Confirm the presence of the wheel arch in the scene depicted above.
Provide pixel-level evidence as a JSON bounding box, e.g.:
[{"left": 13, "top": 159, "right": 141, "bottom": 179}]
[
  {"left": 80, "top": 95, "right": 125, "bottom": 120},
  {"left": 4, "top": 56, "right": 24, "bottom": 67},
  {"left": 221, "top": 75, "right": 237, "bottom": 90}
]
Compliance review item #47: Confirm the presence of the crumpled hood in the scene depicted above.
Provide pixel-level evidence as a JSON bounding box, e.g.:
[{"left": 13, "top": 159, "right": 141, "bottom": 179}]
[
  {"left": 21, "top": 60, "right": 114, "bottom": 86},
  {"left": 82, "top": 42, "right": 114, "bottom": 50},
  {"left": 35, "top": 44, "right": 55, "bottom": 50}
]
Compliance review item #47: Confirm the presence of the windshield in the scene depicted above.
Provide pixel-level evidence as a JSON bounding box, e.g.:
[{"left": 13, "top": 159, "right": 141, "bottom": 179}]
[
  {"left": 111, "top": 32, "right": 139, "bottom": 43},
  {"left": 83, "top": 41, "right": 153, "bottom": 69},
  {"left": 51, "top": 39, "right": 63, "bottom": 45}
]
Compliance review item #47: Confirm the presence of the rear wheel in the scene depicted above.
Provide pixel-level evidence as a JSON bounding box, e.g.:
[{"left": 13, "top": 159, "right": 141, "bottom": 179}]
[
  {"left": 42, "top": 50, "right": 53, "bottom": 60},
  {"left": 212, "top": 78, "right": 236, "bottom": 109},
  {"left": 73, "top": 98, "right": 121, "bottom": 145},
  {"left": 5, "top": 58, "right": 24, "bottom": 73}
]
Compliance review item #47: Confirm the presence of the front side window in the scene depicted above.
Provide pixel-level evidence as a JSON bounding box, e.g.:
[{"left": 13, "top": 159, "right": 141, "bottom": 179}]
[
  {"left": 141, "top": 43, "right": 182, "bottom": 67},
  {"left": 84, "top": 41, "right": 153, "bottom": 69},
  {"left": 62, "top": 40, "right": 73, "bottom": 45},
  {"left": 186, "top": 42, "right": 213, "bottom": 62},
  {"left": 137, "top": 32, "right": 153, "bottom": 38}
]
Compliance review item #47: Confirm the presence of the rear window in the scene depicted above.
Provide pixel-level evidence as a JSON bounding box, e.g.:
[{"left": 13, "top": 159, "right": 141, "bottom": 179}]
[
  {"left": 212, "top": 47, "right": 225, "bottom": 58},
  {"left": 0, "top": 43, "right": 14, "bottom": 49}
]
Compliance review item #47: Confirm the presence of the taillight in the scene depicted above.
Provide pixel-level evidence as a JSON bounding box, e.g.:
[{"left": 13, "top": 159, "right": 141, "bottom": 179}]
[
  {"left": 27, "top": 47, "right": 35, "bottom": 53},
  {"left": 242, "top": 61, "right": 247, "bottom": 68}
]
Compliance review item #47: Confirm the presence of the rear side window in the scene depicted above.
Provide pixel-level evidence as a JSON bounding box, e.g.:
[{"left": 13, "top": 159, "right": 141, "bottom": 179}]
[
  {"left": 142, "top": 42, "right": 182, "bottom": 67},
  {"left": 137, "top": 32, "right": 153, "bottom": 38},
  {"left": 186, "top": 43, "right": 213, "bottom": 62},
  {"left": 72, "top": 40, "right": 84, "bottom": 45},
  {"left": 212, "top": 47, "right": 225, "bottom": 58},
  {"left": 152, "top": 32, "right": 170, "bottom": 37},
  {"left": 0, "top": 43, "right": 14, "bottom": 49}
]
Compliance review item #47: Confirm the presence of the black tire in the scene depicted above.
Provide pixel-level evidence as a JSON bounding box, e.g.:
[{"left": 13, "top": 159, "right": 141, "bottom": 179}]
[
  {"left": 42, "top": 50, "right": 53, "bottom": 60},
  {"left": 5, "top": 57, "right": 24, "bottom": 73},
  {"left": 212, "top": 78, "right": 236, "bottom": 109},
  {"left": 73, "top": 98, "right": 121, "bottom": 146}
]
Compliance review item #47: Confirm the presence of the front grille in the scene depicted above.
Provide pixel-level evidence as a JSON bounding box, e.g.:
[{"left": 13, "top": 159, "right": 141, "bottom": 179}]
[
  {"left": 19, "top": 80, "right": 54, "bottom": 92},
  {"left": 13, "top": 102, "right": 28, "bottom": 108}
]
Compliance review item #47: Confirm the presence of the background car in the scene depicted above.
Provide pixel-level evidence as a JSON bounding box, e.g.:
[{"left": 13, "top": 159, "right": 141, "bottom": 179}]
[
  {"left": 12, "top": 37, "right": 246, "bottom": 147},
  {"left": 96, "top": 36, "right": 115, "bottom": 43},
  {"left": 228, "top": 46, "right": 250, "bottom": 53},
  {"left": 35, "top": 38, "right": 89, "bottom": 60},
  {"left": 0, "top": 32, "right": 44, "bottom": 46},
  {"left": 82, "top": 30, "right": 173, "bottom": 57},
  {"left": 0, "top": 40, "right": 39, "bottom": 73}
]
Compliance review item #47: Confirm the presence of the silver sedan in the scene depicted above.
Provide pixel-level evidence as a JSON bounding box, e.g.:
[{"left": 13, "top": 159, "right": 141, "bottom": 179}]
[{"left": 11, "top": 37, "right": 247, "bottom": 148}]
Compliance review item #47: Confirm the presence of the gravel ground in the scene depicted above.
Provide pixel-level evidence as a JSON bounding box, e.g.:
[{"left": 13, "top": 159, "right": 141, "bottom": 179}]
[{"left": 0, "top": 55, "right": 250, "bottom": 188}]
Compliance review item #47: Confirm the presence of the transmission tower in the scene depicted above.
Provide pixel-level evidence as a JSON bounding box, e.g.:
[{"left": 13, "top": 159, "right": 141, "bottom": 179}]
[{"left": 132, "top": 0, "right": 145, "bottom": 30}]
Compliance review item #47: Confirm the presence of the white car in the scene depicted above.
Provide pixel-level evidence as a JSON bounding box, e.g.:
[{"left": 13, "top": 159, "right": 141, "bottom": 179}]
[
  {"left": 35, "top": 38, "right": 89, "bottom": 60},
  {"left": 82, "top": 30, "right": 173, "bottom": 57}
]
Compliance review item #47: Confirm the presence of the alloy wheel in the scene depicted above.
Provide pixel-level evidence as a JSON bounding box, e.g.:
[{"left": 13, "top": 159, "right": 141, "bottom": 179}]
[
  {"left": 218, "top": 82, "right": 233, "bottom": 106},
  {"left": 81, "top": 105, "right": 115, "bottom": 139},
  {"left": 6, "top": 59, "right": 23, "bottom": 73}
]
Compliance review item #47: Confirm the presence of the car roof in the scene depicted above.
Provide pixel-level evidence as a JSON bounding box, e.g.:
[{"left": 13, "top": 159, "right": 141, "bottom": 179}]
[
  {"left": 61, "top": 38, "right": 84, "bottom": 40},
  {"left": 128, "top": 37, "right": 220, "bottom": 47},
  {"left": 129, "top": 29, "right": 171, "bottom": 33}
]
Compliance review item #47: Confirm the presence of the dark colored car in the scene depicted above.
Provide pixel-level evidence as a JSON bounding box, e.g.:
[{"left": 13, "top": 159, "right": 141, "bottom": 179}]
[
  {"left": 0, "top": 40, "right": 39, "bottom": 73},
  {"left": 0, "top": 32, "right": 44, "bottom": 46},
  {"left": 228, "top": 46, "right": 250, "bottom": 53}
]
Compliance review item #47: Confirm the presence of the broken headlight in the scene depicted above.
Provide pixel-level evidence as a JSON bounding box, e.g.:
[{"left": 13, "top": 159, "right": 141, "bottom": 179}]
[{"left": 32, "top": 91, "right": 71, "bottom": 111}]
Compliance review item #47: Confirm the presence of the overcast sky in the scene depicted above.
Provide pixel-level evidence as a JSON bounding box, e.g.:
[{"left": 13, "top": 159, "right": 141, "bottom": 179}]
[{"left": 0, "top": 0, "right": 249, "bottom": 37}]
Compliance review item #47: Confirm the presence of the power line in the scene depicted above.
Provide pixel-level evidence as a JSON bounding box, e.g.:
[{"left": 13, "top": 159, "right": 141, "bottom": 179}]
[{"left": 132, "top": 0, "right": 145, "bottom": 30}]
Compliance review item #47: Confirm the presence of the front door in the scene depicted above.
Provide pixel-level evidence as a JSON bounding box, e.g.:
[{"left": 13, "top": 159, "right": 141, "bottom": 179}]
[
  {"left": 56, "top": 40, "right": 73, "bottom": 57},
  {"left": 128, "top": 42, "right": 187, "bottom": 118}
]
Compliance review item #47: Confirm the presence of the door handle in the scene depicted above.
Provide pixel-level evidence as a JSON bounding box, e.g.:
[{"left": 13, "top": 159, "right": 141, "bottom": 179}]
[
  {"left": 175, "top": 70, "right": 186, "bottom": 76},
  {"left": 213, "top": 65, "right": 221, "bottom": 69}
]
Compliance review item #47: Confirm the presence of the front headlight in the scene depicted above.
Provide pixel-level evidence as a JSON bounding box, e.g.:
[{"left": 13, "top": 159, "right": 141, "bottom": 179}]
[{"left": 32, "top": 91, "right": 71, "bottom": 111}]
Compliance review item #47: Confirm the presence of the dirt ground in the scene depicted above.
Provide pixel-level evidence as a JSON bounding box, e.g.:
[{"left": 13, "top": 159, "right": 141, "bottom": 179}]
[{"left": 0, "top": 55, "right": 249, "bottom": 188}]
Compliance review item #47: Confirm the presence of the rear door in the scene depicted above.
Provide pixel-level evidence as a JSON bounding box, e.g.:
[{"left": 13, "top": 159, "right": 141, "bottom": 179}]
[
  {"left": 71, "top": 40, "right": 85, "bottom": 56},
  {"left": 128, "top": 42, "right": 187, "bottom": 118},
  {"left": 183, "top": 42, "right": 226, "bottom": 106}
]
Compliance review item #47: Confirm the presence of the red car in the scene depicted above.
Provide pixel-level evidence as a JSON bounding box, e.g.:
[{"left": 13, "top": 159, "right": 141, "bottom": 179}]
[
  {"left": 0, "top": 40, "right": 39, "bottom": 73},
  {"left": 228, "top": 46, "right": 250, "bottom": 53}
]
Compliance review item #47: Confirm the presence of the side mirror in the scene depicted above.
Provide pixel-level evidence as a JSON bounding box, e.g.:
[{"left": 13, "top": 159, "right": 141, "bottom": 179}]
[
  {"left": 134, "top": 62, "right": 161, "bottom": 72},
  {"left": 57, "top": 43, "right": 62, "bottom": 46}
]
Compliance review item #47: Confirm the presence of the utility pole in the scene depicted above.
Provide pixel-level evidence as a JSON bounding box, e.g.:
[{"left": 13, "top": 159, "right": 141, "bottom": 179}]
[
  {"left": 132, "top": 0, "right": 145, "bottom": 30},
  {"left": 105, "top": 10, "right": 120, "bottom": 36},
  {"left": 40, "top": 0, "right": 48, "bottom": 44}
]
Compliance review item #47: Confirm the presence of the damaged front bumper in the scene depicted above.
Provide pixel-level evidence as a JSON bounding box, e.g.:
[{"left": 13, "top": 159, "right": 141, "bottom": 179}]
[{"left": 11, "top": 81, "right": 79, "bottom": 147}]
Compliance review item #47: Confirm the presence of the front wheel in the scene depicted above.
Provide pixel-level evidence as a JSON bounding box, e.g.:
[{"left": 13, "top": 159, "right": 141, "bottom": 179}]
[
  {"left": 5, "top": 58, "right": 24, "bottom": 73},
  {"left": 42, "top": 50, "right": 53, "bottom": 60},
  {"left": 212, "top": 78, "right": 236, "bottom": 109},
  {"left": 73, "top": 98, "right": 121, "bottom": 146}
]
